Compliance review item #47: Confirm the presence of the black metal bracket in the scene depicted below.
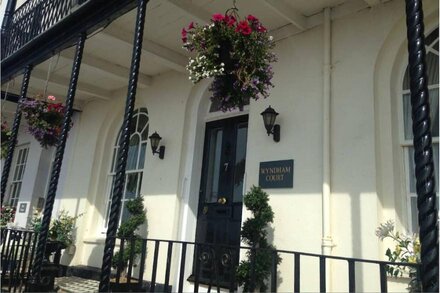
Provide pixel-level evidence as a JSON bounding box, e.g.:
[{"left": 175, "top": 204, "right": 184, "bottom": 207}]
[
  {"left": 153, "top": 145, "right": 166, "bottom": 159},
  {"left": 267, "top": 124, "right": 280, "bottom": 143}
]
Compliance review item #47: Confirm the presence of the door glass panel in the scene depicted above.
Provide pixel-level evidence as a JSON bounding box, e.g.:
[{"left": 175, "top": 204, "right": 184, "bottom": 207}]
[
  {"left": 205, "top": 128, "right": 223, "bottom": 203},
  {"left": 233, "top": 124, "right": 248, "bottom": 202}
]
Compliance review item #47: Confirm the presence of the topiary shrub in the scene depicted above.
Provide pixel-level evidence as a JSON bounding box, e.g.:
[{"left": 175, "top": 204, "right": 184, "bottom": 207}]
[
  {"left": 236, "top": 185, "right": 281, "bottom": 292},
  {"left": 112, "top": 196, "right": 146, "bottom": 274}
]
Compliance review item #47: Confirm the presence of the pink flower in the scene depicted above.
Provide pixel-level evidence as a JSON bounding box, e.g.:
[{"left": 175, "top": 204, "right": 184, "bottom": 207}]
[
  {"left": 212, "top": 13, "right": 225, "bottom": 22},
  {"left": 48, "top": 95, "right": 56, "bottom": 101},
  {"left": 181, "top": 28, "right": 187, "bottom": 43},
  {"left": 188, "top": 21, "right": 195, "bottom": 30},
  {"left": 235, "top": 20, "right": 252, "bottom": 35},
  {"left": 257, "top": 25, "right": 267, "bottom": 32},
  {"left": 247, "top": 15, "right": 259, "bottom": 22},
  {"left": 224, "top": 15, "right": 236, "bottom": 27}
]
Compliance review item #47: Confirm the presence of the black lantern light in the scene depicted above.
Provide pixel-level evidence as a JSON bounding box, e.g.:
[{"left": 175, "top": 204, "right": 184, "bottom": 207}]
[
  {"left": 261, "top": 105, "right": 280, "bottom": 142},
  {"left": 149, "top": 131, "right": 165, "bottom": 159}
]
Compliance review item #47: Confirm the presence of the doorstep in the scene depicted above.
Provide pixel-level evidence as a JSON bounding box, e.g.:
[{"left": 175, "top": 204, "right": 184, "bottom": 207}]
[{"left": 55, "top": 276, "right": 99, "bottom": 293}]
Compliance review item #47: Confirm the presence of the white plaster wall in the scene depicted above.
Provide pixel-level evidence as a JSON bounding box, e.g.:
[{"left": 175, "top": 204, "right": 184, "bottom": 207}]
[
  {"left": 23, "top": 0, "right": 437, "bottom": 292},
  {"left": 57, "top": 71, "right": 193, "bottom": 271}
]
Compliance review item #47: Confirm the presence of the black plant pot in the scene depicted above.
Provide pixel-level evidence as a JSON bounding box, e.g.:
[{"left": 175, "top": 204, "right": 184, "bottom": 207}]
[
  {"left": 218, "top": 40, "right": 235, "bottom": 72},
  {"left": 44, "top": 240, "right": 67, "bottom": 263}
]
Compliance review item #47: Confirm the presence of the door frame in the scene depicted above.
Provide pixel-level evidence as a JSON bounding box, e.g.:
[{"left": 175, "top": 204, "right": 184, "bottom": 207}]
[{"left": 175, "top": 83, "right": 250, "bottom": 290}]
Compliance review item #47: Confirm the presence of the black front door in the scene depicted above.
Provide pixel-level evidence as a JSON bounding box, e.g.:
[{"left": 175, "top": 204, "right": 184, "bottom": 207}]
[{"left": 194, "top": 115, "right": 248, "bottom": 287}]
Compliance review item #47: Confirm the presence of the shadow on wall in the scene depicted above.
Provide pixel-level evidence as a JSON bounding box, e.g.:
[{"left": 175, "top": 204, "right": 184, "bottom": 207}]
[{"left": 267, "top": 223, "right": 283, "bottom": 289}]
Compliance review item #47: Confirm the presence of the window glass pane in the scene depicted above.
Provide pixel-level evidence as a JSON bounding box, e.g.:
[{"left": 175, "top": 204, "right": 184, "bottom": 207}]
[
  {"left": 403, "top": 93, "right": 413, "bottom": 140},
  {"left": 21, "top": 148, "right": 28, "bottom": 164},
  {"left": 120, "top": 202, "right": 130, "bottom": 224},
  {"left": 111, "top": 147, "right": 118, "bottom": 173},
  {"left": 410, "top": 197, "right": 418, "bottom": 233},
  {"left": 125, "top": 173, "right": 139, "bottom": 199},
  {"left": 141, "top": 124, "right": 149, "bottom": 141},
  {"left": 116, "top": 129, "right": 122, "bottom": 146},
  {"left": 138, "top": 143, "right": 146, "bottom": 169},
  {"left": 17, "top": 149, "right": 23, "bottom": 165},
  {"left": 434, "top": 144, "right": 439, "bottom": 193},
  {"left": 408, "top": 147, "right": 416, "bottom": 193},
  {"left": 205, "top": 128, "right": 223, "bottom": 203},
  {"left": 127, "top": 135, "right": 140, "bottom": 170},
  {"left": 426, "top": 52, "right": 439, "bottom": 85},
  {"left": 403, "top": 67, "right": 410, "bottom": 91},
  {"left": 129, "top": 116, "right": 136, "bottom": 135},
  {"left": 233, "top": 124, "right": 248, "bottom": 202},
  {"left": 13, "top": 165, "right": 20, "bottom": 181},
  {"left": 426, "top": 28, "right": 439, "bottom": 47},
  {"left": 138, "top": 114, "right": 148, "bottom": 134},
  {"left": 429, "top": 88, "right": 439, "bottom": 137}
]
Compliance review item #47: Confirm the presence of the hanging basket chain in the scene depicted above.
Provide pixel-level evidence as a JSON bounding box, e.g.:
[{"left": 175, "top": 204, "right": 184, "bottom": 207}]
[{"left": 43, "top": 52, "right": 61, "bottom": 99}]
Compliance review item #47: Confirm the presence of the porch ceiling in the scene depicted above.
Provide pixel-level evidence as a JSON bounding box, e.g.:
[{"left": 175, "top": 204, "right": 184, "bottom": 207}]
[{"left": 1, "top": 0, "right": 384, "bottom": 105}]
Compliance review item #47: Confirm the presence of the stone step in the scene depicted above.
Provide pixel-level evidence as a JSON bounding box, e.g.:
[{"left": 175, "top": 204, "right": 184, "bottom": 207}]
[{"left": 55, "top": 276, "right": 99, "bottom": 293}]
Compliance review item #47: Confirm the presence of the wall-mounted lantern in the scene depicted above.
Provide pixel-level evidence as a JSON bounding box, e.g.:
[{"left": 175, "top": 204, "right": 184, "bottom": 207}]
[
  {"left": 261, "top": 106, "right": 280, "bottom": 142},
  {"left": 149, "top": 131, "right": 165, "bottom": 159}
]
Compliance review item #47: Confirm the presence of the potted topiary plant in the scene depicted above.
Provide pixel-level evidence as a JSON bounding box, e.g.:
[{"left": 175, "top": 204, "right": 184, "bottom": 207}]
[
  {"left": 236, "top": 186, "right": 281, "bottom": 292},
  {"left": 110, "top": 196, "right": 147, "bottom": 292}
]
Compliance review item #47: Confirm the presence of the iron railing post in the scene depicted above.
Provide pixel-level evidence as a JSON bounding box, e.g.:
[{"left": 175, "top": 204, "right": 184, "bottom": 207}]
[
  {"left": 1, "top": 0, "right": 16, "bottom": 35},
  {"left": 26, "top": 32, "right": 86, "bottom": 291},
  {"left": 98, "top": 0, "right": 149, "bottom": 291},
  {"left": 404, "top": 0, "right": 439, "bottom": 292},
  {"left": 1, "top": 64, "right": 32, "bottom": 205},
  {"left": 1, "top": 0, "right": 17, "bottom": 58}
]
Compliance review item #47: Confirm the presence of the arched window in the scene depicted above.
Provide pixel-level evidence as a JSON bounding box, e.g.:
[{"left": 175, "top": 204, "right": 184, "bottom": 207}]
[
  {"left": 401, "top": 28, "right": 439, "bottom": 233},
  {"left": 105, "top": 108, "right": 149, "bottom": 227}
]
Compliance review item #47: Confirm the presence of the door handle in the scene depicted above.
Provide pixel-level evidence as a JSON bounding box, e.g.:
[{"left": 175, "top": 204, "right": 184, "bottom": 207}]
[{"left": 217, "top": 197, "right": 227, "bottom": 205}]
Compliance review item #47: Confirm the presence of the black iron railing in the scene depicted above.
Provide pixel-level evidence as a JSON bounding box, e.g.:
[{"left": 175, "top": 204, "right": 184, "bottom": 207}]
[
  {"left": 1, "top": 0, "right": 87, "bottom": 60},
  {"left": 110, "top": 237, "right": 421, "bottom": 292},
  {"left": 0, "top": 228, "right": 38, "bottom": 292}
]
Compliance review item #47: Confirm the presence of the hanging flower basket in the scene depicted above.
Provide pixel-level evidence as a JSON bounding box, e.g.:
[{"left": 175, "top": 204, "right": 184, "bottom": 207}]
[
  {"left": 1, "top": 121, "right": 12, "bottom": 159},
  {"left": 182, "top": 11, "right": 276, "bottom": 111},
  {"left": 21, "top": 95, "right": 67, "bottom": 148}
]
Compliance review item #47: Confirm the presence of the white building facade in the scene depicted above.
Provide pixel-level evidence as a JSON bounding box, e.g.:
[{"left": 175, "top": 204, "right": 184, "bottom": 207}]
[{"left": 1, "top": 0, "right": 438, "bottom": 291}]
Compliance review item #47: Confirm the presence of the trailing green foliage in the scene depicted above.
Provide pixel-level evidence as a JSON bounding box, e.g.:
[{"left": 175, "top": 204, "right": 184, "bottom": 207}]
[
  {"left": 236, "top": 186, "right": 281, "bottom": 292},
  {"left": 112, "top": 196, "right": 146, "bottom": 271}
]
